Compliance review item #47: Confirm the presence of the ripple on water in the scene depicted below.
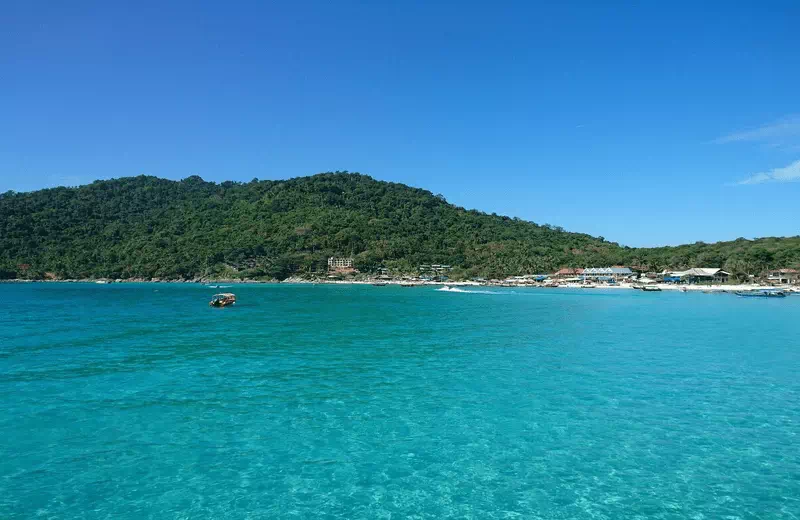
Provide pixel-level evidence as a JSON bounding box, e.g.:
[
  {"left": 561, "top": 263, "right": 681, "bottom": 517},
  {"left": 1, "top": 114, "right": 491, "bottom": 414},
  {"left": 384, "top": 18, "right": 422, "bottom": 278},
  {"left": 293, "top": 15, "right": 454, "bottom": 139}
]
[{"left": 1, "top": 284, "right": 799, "bottom": 519}]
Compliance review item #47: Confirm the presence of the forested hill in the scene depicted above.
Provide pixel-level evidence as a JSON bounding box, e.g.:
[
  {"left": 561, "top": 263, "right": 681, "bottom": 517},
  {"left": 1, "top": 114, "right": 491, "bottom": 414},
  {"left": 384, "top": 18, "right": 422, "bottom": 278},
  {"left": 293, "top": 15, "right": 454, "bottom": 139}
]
[
  {"left": 1, "top": 173, "right": 798, "bottom": 280},
  {"left": 0, "top": 173, "right": 623, "bottom": 279}
]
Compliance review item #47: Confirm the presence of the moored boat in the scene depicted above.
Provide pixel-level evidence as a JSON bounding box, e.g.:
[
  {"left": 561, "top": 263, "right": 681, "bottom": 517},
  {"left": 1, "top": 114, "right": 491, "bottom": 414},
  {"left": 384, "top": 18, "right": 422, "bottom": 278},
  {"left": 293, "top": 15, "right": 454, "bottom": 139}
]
[
  {"left": 641, "top": 286, "right": 662, "bottom": 292},
  {"left": 735, "top": 289, "right": 786, "bottom": 298}
]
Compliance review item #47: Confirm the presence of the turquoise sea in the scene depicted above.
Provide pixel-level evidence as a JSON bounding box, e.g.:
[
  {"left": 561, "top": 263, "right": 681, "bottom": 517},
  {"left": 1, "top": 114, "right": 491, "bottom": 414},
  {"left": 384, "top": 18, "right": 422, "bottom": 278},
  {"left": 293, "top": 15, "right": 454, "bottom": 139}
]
[{"left": 2, "top": 283, "right": 799, "bottom": 519}]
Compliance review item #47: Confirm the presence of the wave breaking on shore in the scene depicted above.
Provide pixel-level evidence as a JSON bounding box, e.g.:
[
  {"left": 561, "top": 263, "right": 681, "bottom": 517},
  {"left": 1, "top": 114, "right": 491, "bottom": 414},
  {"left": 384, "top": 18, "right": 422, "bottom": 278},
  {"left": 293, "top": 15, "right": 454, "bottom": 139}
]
[{"left": 436, "top": 286, "right": 506, "bottom": 295}]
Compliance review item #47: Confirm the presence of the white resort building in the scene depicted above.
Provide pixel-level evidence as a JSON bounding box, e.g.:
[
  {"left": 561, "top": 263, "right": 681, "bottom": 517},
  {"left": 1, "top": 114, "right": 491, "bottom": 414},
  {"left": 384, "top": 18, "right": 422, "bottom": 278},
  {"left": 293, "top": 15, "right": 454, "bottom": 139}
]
[
  {"left": 328, "top": 257, "right": 355, "bottom": 274},
  {"left": 582, "top": 267, "right": 633, "bottom": 282},
  {"left": 328, "top": 257, "right": 354, "bottom": 269}
]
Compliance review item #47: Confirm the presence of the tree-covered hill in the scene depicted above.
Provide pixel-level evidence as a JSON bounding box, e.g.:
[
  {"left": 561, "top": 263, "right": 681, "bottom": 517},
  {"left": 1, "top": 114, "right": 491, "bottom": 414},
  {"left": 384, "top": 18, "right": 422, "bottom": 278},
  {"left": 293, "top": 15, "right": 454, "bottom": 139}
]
[
  {"left": 1, "top": 172, "right": 798, "bottom": 280},
  {"left": 623, "top": 236, "right": 800, "bottom": 281}
]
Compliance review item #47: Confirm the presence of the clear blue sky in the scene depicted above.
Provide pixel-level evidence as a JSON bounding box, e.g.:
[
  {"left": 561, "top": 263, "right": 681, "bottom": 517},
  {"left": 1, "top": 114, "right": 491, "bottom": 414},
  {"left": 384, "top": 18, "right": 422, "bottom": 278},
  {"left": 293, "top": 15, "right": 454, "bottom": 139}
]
[{"left": 2, "top": 1, "right": 799, "bottom": 246}]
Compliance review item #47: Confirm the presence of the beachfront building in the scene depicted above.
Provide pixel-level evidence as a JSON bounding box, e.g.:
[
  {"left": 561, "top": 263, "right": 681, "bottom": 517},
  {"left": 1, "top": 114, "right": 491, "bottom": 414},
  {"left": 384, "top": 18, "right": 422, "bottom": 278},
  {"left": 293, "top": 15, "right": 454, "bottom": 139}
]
[
  {"left": 553, "top": 268, "right": 584, "bottom": 280},
  {"left": 767, "top": 269, "right": 799, "bottom": 285},
  {"left": 419, "top": 264, "right": 452, "bottom": 281},
  {"left": 328, "top": 256, "right": 353, "bottom": 269},
  {"left": 500, "top": 274, "right": 550, "bottom": 285},
  {"left": 582, "top": 267, "right": 633, "bottom": 282},
  {"left": 328, "top": 256, "right": 355, "bottom": 274},
  {"left": 670, "top": 268, "right": 729, "bottom": 284},
  {"left": 420, "top": 264, "right": 452, "bottom": 274}
]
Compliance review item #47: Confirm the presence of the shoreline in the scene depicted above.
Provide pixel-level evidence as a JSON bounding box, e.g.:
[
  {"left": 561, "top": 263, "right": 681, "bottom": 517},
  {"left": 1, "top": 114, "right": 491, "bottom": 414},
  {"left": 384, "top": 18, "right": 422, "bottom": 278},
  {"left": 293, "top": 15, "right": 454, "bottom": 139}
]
[{"left": 1, "top": 278, "right": 795, "bottom": 293}]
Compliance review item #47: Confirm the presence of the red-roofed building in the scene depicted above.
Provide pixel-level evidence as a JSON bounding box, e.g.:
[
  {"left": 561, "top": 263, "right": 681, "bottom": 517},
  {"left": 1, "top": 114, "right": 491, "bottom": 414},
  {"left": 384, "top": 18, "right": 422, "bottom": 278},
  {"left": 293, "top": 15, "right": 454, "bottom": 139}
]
[{"left": 767, "top": 269, "right": 799, "bottom": 284}]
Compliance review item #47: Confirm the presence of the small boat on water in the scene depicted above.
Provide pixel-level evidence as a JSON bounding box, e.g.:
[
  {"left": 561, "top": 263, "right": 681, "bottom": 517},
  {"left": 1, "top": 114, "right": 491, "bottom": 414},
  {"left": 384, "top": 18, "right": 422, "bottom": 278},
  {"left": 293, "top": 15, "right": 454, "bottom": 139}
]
[
  {"left": 400, "top": 283, "right": 417, "bottom": 287},
  {"left": 641, "top": 286, "right": 662, "bottom": 292},
  {"left": 735, "top": 289, "right": 787, "bottom": 298},
  {"left": 209, "top": 293, "right": 236, "bottom": 307},
  {"left": 371, "top": 282, "right": 387, "bottom": 286}
]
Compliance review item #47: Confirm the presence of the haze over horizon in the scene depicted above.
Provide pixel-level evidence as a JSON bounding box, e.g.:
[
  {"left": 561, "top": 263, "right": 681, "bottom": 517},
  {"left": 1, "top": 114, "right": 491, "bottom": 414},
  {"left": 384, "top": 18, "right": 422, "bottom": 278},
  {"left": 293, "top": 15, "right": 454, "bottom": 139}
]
[{"left": 3, "top": 1, "right": 799, "bottom": 247}]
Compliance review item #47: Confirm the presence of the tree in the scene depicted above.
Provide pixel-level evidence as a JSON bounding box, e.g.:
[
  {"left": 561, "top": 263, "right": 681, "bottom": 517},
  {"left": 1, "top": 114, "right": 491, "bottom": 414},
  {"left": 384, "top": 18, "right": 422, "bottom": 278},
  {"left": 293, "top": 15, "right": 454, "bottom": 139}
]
[{"left": 2, "top": 172, "right": 799, "bottom": 281}]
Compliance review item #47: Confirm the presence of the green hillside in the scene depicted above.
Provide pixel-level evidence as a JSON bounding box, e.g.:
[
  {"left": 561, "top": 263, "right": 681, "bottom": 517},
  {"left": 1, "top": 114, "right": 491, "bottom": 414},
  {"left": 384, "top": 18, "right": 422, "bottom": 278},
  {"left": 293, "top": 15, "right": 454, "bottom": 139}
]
[{"left": 1, "top": 173, "right": 798, "bottom": 280}]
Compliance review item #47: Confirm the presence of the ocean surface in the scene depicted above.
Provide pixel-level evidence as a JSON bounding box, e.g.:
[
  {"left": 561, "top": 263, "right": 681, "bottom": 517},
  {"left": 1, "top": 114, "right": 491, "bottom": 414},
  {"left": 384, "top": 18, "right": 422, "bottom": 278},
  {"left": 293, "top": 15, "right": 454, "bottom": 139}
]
[{"left": 2, "top": 283, "right": 799, "bottom": 519}]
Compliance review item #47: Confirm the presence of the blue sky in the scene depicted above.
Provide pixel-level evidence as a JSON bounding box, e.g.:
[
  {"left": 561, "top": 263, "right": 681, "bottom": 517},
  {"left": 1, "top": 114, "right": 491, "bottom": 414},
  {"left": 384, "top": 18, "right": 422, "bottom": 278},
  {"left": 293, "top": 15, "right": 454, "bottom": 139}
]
[{"left": 2, "top": 1, "right": 799, "bottom": 246}]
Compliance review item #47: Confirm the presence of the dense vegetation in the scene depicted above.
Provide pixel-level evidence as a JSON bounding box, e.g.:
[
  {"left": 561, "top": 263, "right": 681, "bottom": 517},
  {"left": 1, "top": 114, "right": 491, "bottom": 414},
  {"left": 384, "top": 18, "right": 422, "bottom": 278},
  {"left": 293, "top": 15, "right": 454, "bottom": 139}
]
[{"left": 1, "top": 173, "right": 798, "bottom": 280}]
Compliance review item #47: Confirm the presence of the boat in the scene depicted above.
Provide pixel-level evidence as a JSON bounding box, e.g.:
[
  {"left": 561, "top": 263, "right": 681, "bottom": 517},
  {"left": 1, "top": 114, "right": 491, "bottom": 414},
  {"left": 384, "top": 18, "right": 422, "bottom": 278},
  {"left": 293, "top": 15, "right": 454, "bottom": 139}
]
[
  {"left": 209, "top": 293, "right": 236, "bottom": 307},
  {"left": 371, "top": 282, "right": 387, "bottom": 286},
  {"left": 641, "top": 286, "right": 662, "bottom": 292},
  {"left": 735, "top": 289, "right": 787, "bottom": 298},
  {"left": 400, "top": 282, "right": 418, "bottom": 287}
]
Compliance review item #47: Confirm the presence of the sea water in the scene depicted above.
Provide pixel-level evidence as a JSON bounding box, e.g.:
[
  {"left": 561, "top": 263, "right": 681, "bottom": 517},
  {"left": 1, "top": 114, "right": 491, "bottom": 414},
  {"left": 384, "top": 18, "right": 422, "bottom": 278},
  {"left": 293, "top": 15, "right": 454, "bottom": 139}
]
[{"left": 1, "top": 283, "right": 799, "bottom": 519}]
